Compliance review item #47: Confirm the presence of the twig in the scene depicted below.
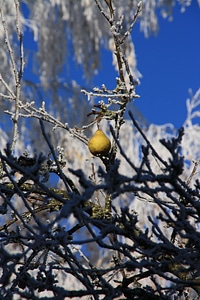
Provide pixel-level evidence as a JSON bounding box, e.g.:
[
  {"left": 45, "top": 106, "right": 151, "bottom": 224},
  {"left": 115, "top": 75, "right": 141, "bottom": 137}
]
[
  {"left": 186, "top": 160, "right": 200, "bottom": 186},
  {"left": 0, "top": 1, "right": 18, "bottom": 84},
  {"left": 0, "top": 73, "right": 15, "bottom": 99},
  {"left": 120, "top": 1, "right": 142, "bottom": 45},
  {"left": 5, "top": 100, "right": 89, "bottom": 145},
  {"left": 39, "top": 120, "right": 72, "bottom": 192},
  {"left": 0, "top": 0, "right": 25, "bottom": 152},
  {"left": 129, "top": 111, "right": 168, "bottom": 167}
]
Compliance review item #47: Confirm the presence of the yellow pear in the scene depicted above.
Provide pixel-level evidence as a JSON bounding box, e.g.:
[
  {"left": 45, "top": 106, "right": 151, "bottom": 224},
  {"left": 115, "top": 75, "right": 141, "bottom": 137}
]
[{"left": 88, "top": 129, "right": 111, "bottom": 156}]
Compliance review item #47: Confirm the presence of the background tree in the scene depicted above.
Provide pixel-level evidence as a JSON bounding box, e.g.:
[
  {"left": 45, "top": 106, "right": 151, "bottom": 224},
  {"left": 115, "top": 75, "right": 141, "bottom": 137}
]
[{"left": 1, "top": 0, "right": 200, "bottom": 299}]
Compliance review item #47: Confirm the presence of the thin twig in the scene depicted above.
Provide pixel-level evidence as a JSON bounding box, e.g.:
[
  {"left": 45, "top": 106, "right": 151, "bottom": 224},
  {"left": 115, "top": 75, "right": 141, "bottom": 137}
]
[
  {"left": 0, "top": 73, "right": 15, "bottom": 99},
  {"left": 0, "top": 1, "right": 25, "bottom": 152},
  {"left": 120, "top": 1, "right": 142, "bottom": 45},
  {"left": 0, "top": 1, "right": 18, "bottom": 84},
  {"left": 129, "top": 111, "right": 168, "bottom": 167}
]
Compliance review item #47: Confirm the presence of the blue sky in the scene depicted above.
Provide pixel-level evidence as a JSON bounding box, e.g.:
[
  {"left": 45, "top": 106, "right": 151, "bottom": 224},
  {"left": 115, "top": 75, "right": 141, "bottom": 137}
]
[
  {"left": 93, "top": 2, "right": 200, "bottom": 128},
  {"left": 134, "top": 2, "right": 200, "bottom": 128}
]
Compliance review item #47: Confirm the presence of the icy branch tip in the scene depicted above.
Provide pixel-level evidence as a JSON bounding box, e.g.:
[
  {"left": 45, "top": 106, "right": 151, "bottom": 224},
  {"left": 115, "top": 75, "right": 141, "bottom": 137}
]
[{"left": 138, "top": 1, "right": 142, "bottom": 9}]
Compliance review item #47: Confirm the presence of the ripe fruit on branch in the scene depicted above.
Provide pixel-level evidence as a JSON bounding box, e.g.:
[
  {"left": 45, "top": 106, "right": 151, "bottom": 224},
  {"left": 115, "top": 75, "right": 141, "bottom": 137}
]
[{"left": 88, "top": 129, "right": 111, "bottom": 157}]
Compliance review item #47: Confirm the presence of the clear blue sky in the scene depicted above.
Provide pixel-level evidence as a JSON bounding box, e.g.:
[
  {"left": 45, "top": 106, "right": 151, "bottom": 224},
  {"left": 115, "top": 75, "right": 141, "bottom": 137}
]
[
  {"left": 93, "top": 2, "right": 200, "bottom": 128},
  {"left": 135, "top": 2, "right": 200, "bottom": 128}
]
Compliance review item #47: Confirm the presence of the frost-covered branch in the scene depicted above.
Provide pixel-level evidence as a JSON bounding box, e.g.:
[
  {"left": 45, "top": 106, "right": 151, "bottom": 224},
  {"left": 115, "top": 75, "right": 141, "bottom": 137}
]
[
  {"left": 0, "top": 0, "right": 25, "bottom": 152},
  {"left": 5, "top": 100, "right": 89, "bottom": 146}
]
